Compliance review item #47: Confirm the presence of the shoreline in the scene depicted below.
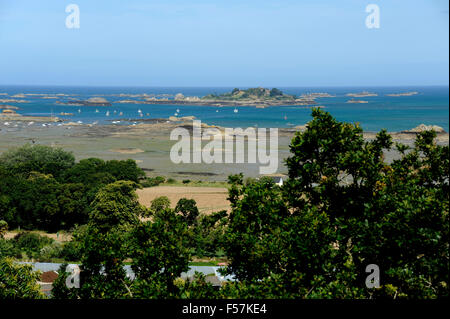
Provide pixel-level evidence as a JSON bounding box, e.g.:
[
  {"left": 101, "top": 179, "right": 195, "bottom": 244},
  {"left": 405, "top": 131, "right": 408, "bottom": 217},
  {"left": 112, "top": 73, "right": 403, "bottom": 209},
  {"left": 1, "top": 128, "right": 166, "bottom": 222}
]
[{"left": 0, "top": 119, "right": 447, "bottom": 182}]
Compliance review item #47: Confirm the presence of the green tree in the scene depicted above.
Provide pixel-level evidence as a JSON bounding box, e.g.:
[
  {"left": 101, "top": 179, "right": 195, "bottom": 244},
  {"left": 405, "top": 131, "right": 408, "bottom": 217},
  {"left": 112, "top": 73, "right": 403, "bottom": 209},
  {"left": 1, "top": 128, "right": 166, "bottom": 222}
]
[
  {"left": 175, "top": 198, "right": 199, "bottom": 226},
  {"left": 150, "top": 196, "right": 171, "bottom": 215},
  {"left": 130, "top": 208, "right": 191, "bottom": 298},
  {"left": 0, "top": 257, "right": 44, "bottom": 299},
  {"left": 222, "top": 108, "right": 448, "bottom": 299},
  {"left": 0, "top": 144, "right": 75, "bottom": 178},
  {"left": 89, "top": 181, "right": 146, "bottom": 231}
]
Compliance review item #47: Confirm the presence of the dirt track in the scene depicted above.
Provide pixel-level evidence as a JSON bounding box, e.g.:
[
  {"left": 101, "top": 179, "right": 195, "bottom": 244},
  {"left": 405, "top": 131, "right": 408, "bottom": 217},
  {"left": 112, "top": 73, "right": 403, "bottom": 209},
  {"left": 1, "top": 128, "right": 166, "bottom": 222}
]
[{"left": 137, "top": 186, "right": 231, "bottom": 214}]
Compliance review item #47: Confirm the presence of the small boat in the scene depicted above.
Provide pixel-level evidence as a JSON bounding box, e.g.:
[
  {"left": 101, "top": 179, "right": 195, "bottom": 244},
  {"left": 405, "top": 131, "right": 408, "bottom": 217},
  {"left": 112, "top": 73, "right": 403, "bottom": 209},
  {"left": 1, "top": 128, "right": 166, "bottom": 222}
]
[
  {"left": 234, "top": 108, "right": 238, "bottom": 113},
  {"left": 119, "top": 112, "right": 123, "bottom": 116},
  {"left": 106, "top": 111, "right": 110, "bottom": 116},
  {"left": 176, "top": 108, "right": 180, "bottom": 113},
  {"left": 78, "top": 109, "right": 81, "bottom": 113},
  {"left": 138, "top": 109, "right": 142, "bottom": 113},
  {"left": 95, "top": 109, "right": 99, "bottom": 113},
  {"left": 113, "top": 110, "right": 117, "bottom": 114},
  {"left": 284, "top": 115, "right": 287, "bottom": 120}
]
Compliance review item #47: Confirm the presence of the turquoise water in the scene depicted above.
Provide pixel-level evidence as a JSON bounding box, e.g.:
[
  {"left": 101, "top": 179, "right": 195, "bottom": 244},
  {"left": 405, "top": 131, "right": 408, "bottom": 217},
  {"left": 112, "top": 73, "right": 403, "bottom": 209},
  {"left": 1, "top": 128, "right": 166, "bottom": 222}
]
[{"left": 1, "top": 86, "right": 448, "bottom": 132}]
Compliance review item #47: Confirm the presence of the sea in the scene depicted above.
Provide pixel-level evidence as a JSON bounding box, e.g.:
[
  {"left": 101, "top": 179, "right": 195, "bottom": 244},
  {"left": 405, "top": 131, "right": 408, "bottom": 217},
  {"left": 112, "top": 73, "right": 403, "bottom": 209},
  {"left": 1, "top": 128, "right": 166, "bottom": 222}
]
[{"left": 0, "top": 85, "right": 448, "bottom": 132}]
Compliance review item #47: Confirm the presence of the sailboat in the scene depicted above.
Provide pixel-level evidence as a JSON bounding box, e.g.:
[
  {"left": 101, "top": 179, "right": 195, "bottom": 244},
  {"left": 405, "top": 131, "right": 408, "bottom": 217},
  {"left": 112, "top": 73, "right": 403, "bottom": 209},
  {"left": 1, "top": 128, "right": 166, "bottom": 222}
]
[
  {"left": 234, "top": 108, "right": 238, "bottom": 113},
  {"left": 106, "top": 111, "right": 110, "bottom": 117},
  {"left": 78, "top": 109, "right": 81, "bottom": 113},
  {"left": 176, "top": 108, "right": 180, "bottom": 113},
  {"left": 95, "top": 109, "right": 99, "bottom": 113},
  {"left": 119, "top": 112, "right": 123, "bottom": 116}
]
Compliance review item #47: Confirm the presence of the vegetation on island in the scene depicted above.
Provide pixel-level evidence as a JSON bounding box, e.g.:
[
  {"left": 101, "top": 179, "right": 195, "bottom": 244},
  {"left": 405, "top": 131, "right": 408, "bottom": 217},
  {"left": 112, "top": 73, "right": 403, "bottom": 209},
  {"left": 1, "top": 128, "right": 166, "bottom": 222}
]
[
  {"left": 0, "top": 109, "right": 448, "bottom": 299},
  {"left": 202, "top": 87, "right": 297, "bottom": 101}
]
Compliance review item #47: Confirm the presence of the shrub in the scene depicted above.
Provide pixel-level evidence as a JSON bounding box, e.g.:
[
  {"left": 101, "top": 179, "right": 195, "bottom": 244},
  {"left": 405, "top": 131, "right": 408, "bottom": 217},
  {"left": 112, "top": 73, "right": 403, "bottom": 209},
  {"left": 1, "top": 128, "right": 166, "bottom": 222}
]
[
  {"left": 182, "top": 179, "right": 191, "bottom": 184},
  {"left": 0, "top": 239, "right": 21, "bottom": 259},
  {"left": 141, "top": 176, "right": 165, "bottom": 188},
  {"left": 150, "top": 196, "right": 171, "bottom": 215},
  {"left": 13, "top": 232, "right": 54, "bottom": 259}
]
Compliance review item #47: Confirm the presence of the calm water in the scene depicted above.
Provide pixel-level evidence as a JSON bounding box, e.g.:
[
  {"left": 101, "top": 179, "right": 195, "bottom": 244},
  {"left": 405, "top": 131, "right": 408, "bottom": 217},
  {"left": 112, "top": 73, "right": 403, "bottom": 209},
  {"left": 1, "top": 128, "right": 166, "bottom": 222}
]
[{"left": 1, "top": 85, "right": 448, "bottom": 132}]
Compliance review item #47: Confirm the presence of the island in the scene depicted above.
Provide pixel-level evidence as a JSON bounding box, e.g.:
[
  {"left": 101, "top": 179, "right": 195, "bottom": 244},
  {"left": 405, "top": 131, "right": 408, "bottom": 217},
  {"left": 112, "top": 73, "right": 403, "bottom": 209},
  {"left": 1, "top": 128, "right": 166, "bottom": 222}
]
[
  {"left": 386, "top": 92, "right": 419, "bottom": 97},
  {"left": 56, "top": 97, "right": 112, "bottom": 107},
  {"left": 120, "top": 88, "right": 317, "bottom": 107},
  {"left": 0, "top": 109, "right": 61, "bottom": 122},
  {"left": 346, "top": 99, "right": 369, "bottom": 104},
  {"left": 346, "top": 91, "right": 378, "bottom": 97}
]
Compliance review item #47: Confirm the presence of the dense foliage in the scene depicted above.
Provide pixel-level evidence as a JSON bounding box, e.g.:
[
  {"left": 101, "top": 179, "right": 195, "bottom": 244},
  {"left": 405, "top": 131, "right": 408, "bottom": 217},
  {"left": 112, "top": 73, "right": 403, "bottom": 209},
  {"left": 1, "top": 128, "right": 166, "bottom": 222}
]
[
  {"left": 0, "top": 258, "right": 44, "bottom": 299},
  {"left": 0, "top": 145, "right": 145, "bottom": 231},
  {"left": 223, "top": 109, "right": 449, "bottom": 298},
  {"left": 1, "top": 109, "right": 448, "bottom": 299}
]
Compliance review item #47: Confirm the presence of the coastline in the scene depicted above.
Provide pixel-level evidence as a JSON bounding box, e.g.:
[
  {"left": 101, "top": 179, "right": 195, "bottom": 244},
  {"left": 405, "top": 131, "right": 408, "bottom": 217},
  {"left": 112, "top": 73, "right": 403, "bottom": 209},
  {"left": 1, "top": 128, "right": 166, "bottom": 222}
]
[{"left": 0, "top": 119, "right": 447, "bottom": 182}]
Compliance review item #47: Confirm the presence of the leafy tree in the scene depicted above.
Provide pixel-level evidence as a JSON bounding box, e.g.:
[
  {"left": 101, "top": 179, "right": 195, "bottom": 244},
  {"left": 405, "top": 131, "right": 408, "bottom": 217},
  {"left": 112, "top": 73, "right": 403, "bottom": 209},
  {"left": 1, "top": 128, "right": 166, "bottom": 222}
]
[
  {"left": 0, "top": 257, "right": 44, "bottom": 299},
  {"left": 150, "top": 196, "right": 171, "bottom": 215},
  {"left": 223, "top": 108, "right": 448, "bottom": 298},
  {"left": 189, "top": 210, "right": 227, "bottom": 257},
  {"left": 175, "top": 198, "right": 199, "bottom": 226},
  {"left": 130, "top": 209, "right": 191, "bottom": 298},
  {"left": 89, "top": 181, "right": 146, "bottom": 231},
  {"left": 0, "top": 144, "right": 75, "bottom": 178},
  {"left": 54, "top": 181, "right": 145, "bottom": 299},
  {"left": 104, "top": 159, "right": 145, "bottom": 183}
]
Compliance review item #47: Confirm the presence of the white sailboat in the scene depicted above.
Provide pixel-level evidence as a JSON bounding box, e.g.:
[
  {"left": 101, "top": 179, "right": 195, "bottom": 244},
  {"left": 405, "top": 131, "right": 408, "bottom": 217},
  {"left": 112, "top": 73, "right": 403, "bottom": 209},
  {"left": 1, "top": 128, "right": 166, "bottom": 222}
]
[
  {"left": 106, "top": 111, "right": 110, "bottom": 116},
  {"left": 95, "top": 109, "right": 99, "bottom": 113},
  {"left": 234, "top": 108, "right": 238, "bottom": 113}
]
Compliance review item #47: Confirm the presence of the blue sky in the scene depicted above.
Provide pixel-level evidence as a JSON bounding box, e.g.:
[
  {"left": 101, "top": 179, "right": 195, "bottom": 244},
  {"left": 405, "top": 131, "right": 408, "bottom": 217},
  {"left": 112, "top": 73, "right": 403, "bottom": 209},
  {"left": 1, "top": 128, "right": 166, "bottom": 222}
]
[{"left": 0, "top": 0, "right": 448, "bottom": 87}]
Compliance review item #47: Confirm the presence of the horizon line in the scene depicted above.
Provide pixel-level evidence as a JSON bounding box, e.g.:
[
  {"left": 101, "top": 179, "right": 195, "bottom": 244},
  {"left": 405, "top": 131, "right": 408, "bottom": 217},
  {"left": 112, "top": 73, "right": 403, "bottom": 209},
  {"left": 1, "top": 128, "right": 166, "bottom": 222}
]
[{"left": 0, "top": 83, "right": 449, "bottom": 89}]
